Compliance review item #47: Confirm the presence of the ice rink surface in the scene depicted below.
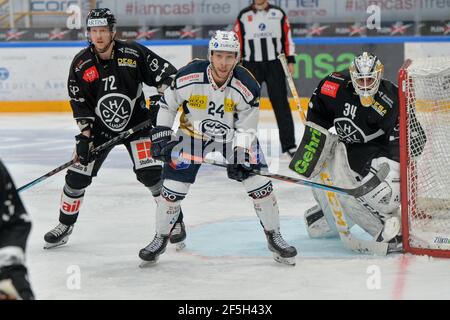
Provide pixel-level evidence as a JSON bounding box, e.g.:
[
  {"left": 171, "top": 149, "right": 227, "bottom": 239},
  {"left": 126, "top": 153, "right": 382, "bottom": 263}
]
[{"left": 1, "top": 111, "right": 449, "bottom": 300}]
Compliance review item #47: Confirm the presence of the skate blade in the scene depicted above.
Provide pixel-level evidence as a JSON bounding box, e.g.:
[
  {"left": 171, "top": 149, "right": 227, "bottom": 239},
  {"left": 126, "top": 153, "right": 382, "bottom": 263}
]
[
  {"left": 43, "top": 238, "right": 68, "bottom": 250},
  {"left": 273, "top": 254, "right": 296, "bottom": 266},
  {"left": 174, "top": 241, "right": 186, "bottom": 251},
  {"left": 139, "top": 258, "right": 159, "bottom": 268}
]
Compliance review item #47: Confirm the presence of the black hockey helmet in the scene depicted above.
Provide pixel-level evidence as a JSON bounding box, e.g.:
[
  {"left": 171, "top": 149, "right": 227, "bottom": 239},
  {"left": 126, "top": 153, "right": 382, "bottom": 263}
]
[{"left": 86, "top": 8, "right": 116, "bottom": 32}]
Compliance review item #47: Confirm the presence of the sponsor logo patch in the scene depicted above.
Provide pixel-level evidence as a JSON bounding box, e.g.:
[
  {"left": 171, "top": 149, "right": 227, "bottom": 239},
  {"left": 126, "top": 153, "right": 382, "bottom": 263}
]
[
  {"left": 188, "top": 95, "right": 207, "bottom": 110},
  {"left": 130, "top": 139, "right": 161, "bottom": 169},
  {"left": 371, "top": 101, "right": 387, "bottom": 116},
  {"left": 87, "top": 18, "right": 108, "bottom": 27},
  {"left": 433, "top": 236, "right": 450, "bottom": 244},
  {"left": 320, "top": 80, "right": 340, "bottom": 98},
  {"left": 61, "top": 200, "right": 81, "bottom": 214},
  {"left": 232, "top": 79, "right": 253, "bottom": 101},
  {"left": 224, "top": 99, "right": 236, "bottom": 112},
  {"left": 177, "top": 72, "right": 204, "bottom": 87},
  {"left": 82, "top": 65, "right": 99, "bottom": 82},
  {"left": 117, "top": 58, "right": 136, "bottom": 68}
]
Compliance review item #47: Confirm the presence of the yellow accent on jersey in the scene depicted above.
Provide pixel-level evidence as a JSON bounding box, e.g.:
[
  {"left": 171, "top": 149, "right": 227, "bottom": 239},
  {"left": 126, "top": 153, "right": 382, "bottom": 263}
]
[
  {"left": 188, "top": 95, "right": 208, "bottom": 110},
  {"left": 224, "top": 99, "right": 236, "bottom": 113}
]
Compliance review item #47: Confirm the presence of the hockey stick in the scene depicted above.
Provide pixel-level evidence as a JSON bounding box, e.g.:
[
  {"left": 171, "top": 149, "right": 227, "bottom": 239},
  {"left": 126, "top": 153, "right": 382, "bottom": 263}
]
[
  {"left": 173, "top": 152, "right": 390, "bottom": 255},
  {"left": 172, "top": 152, "right": 390, "bottom": 198},
  {"left": 278, "top": 53, "right": 306, "bottom": 123},
  {"left": 17, "top": 118, "right": 153, "bottom": 193}
]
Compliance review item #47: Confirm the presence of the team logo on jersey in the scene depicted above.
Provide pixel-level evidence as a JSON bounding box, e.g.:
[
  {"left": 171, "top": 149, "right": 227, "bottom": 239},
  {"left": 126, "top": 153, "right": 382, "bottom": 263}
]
[
  {"left": 321, "top": 80, "right": 340, "bottom": 98},
  {"left": 82, "top": 65, "right": 99, "bottom": 82},
  {"left": 69, "top": 85, "right": 79, "bottom": 96},
  {"left": 188, "top": 95, "right": 207, "bottom": 109},
  {"left": 200, "top": 119, "right": 230, "bottom": 139},
  {"left": 96, "top": 93, "right": 133, "bottom": 131},
  {"left": 117, "top": 58, "right": 137, "bottom": 68},
  {"left": 334, "top": 118, "right": 384, "bottom": 144},
  {"left": 259, "top": 23, "right": 266, "bottom": 31}
]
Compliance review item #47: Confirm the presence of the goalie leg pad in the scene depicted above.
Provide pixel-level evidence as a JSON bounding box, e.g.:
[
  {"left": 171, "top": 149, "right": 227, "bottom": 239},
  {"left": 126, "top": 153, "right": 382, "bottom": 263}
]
[
  {"left": 312, "top": 142, "right": 385, "bottom": 238},
  {"left": 304, "top": 204, "right": 338, "bottom": 238},
  {"left": 289, "top": 121, "right": 338, "bottom": 179},
  {"left": 155, "top": 180, "right": 190, "bottom": 235}
]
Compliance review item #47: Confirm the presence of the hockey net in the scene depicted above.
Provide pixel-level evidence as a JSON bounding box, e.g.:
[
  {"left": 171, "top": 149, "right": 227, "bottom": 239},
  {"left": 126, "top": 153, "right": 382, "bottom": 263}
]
[{"left": 399, "top": 57, "right": 450, "bottom": 258}]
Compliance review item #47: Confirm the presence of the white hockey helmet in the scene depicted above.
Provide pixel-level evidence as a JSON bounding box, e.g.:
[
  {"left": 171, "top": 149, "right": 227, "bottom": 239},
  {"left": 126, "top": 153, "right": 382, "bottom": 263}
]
[
  {"left": 208, "top": 30, "right": 240, "bottom": 62},
  {"left": 349, "top": 52, "right": 384, "bottom": 97}
]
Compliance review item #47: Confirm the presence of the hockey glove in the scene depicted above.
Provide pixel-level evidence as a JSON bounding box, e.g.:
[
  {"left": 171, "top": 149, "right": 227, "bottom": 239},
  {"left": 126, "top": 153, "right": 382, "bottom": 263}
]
[
  {"left": 0, "top": 265, "right": 34, "bottom": 300},
  {"left": 150, "top": 126, "right": 181, "bottom": 163},
  {"left": 227, "top": 147, "right": 253, "bottom": 182},
  {"left": 75, "top": 133, "right": 94, "bottom": 166}
]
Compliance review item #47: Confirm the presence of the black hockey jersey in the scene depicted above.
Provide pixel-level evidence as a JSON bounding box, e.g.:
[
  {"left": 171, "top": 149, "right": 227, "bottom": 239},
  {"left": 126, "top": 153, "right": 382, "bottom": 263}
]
[
  {"left": 307, "top": 71, "right": 399, "bottom": 176},
  {"left": 67, "top": 40, "right": 177, "bottom": 134},
  {"left": 0, "top": 160, "right": 30, "bottom": 265}
]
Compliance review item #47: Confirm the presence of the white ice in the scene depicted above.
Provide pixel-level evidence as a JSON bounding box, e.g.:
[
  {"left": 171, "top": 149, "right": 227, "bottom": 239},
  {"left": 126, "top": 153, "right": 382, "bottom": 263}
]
[{"left": 1, "top": 112, "right": 449, "bottom": 300}]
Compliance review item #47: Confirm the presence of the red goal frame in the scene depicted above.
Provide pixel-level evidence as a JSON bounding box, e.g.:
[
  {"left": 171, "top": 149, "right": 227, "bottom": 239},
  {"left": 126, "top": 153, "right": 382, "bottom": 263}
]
[{"left": 398, "top": 59, "right": 450, "bottom": 258}]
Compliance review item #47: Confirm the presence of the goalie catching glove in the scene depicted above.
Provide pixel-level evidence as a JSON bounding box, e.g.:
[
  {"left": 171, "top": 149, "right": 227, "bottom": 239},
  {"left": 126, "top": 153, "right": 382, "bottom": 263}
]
[{"left": 289, "top": 121, "right": 338, "bottom": 179}]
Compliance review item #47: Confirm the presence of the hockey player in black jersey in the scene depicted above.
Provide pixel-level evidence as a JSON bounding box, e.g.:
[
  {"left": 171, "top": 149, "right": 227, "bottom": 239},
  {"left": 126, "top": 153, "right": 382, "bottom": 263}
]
[
  {"left": 43, "top": 8, "right": 186, "bottom": 250},
  {"left": 0, "top": 160, "right": 34, "bottom": 300},
  {"left": 289, "top": 52, "right": 407, "bottom": 254}
]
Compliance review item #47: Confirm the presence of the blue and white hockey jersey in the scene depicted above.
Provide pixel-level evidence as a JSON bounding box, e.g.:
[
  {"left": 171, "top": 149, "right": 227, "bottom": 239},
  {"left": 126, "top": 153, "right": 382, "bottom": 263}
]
[{"left": 157, "top": 59, "right": 261, "bottom": 149}]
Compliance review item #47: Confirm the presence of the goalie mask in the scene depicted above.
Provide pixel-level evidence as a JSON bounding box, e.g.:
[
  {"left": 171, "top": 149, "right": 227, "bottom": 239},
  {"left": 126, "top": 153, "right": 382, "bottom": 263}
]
[
  {"left": 208, "top": 30, "right": 240, "bottom": 63},
  {"left": 349, "top": 52, "right": 384, "bottom": 104}
]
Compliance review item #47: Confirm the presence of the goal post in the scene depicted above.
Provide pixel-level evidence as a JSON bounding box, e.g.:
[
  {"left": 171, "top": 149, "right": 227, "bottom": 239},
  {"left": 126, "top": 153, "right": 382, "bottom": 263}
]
[{"left": 398, "top": 57, "right": 450, "bottom": 258}]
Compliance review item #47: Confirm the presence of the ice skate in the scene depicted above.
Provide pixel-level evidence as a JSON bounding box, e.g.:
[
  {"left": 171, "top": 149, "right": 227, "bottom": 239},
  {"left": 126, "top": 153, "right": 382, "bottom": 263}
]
[
  {"left": 44, "top": 223, "right": 74, "bottom": 249},
  {"left": 265, "top": 230, "right": 297, "bottom": 266},
  {"left": 169, "top": 221, "right": 186, "bottom": 251},
  {"left": 139, "top": 234, "right": 169, "bottom": 268}
]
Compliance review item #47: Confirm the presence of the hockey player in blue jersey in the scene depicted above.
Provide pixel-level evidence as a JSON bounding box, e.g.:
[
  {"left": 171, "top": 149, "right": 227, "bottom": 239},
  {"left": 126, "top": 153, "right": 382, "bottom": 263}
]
[{"left": 139, "top": 30, "right": 297, "bottom": 266}]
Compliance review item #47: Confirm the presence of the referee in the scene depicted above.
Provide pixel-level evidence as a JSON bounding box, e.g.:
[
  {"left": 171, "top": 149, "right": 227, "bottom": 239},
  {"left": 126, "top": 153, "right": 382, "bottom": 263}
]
[{"left": 234, "top": 0, "right": 297, "bottom": 157}]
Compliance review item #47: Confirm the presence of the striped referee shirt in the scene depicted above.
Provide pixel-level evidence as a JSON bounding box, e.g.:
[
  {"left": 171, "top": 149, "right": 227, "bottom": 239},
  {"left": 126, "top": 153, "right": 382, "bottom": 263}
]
[{"left": 234, "top": 4, "right": 295, "bottom": 64}]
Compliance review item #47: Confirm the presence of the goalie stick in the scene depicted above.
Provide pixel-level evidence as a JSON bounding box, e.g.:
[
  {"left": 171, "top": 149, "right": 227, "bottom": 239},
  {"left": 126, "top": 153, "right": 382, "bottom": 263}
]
[
  {"left": 189, "top": 154, "right": 391, "bottom": 255},
  {"left": 172, "top": 152, "right": 390, "bottom": 198},
  {"left": 17, "top": 118, "right": 153, "bottom": 193},
  {"left": 278, "top": 53, "right": 306, "bottom": 123}
]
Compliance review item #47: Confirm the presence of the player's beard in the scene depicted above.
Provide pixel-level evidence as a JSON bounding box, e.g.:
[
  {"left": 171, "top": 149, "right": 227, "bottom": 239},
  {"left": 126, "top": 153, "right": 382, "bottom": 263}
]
[
  {"left": 210, "top": 64, "right": 233, "bottom": 86},
  {"left": 94, "top": 33, "right": 115, "bottom": 54}
]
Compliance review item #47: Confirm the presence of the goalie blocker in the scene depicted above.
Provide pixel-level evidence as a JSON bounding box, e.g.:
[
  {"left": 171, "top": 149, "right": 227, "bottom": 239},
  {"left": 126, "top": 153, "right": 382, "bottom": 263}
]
[{"left": 289, "top": 121, "right": 337, "bottom": 179}]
